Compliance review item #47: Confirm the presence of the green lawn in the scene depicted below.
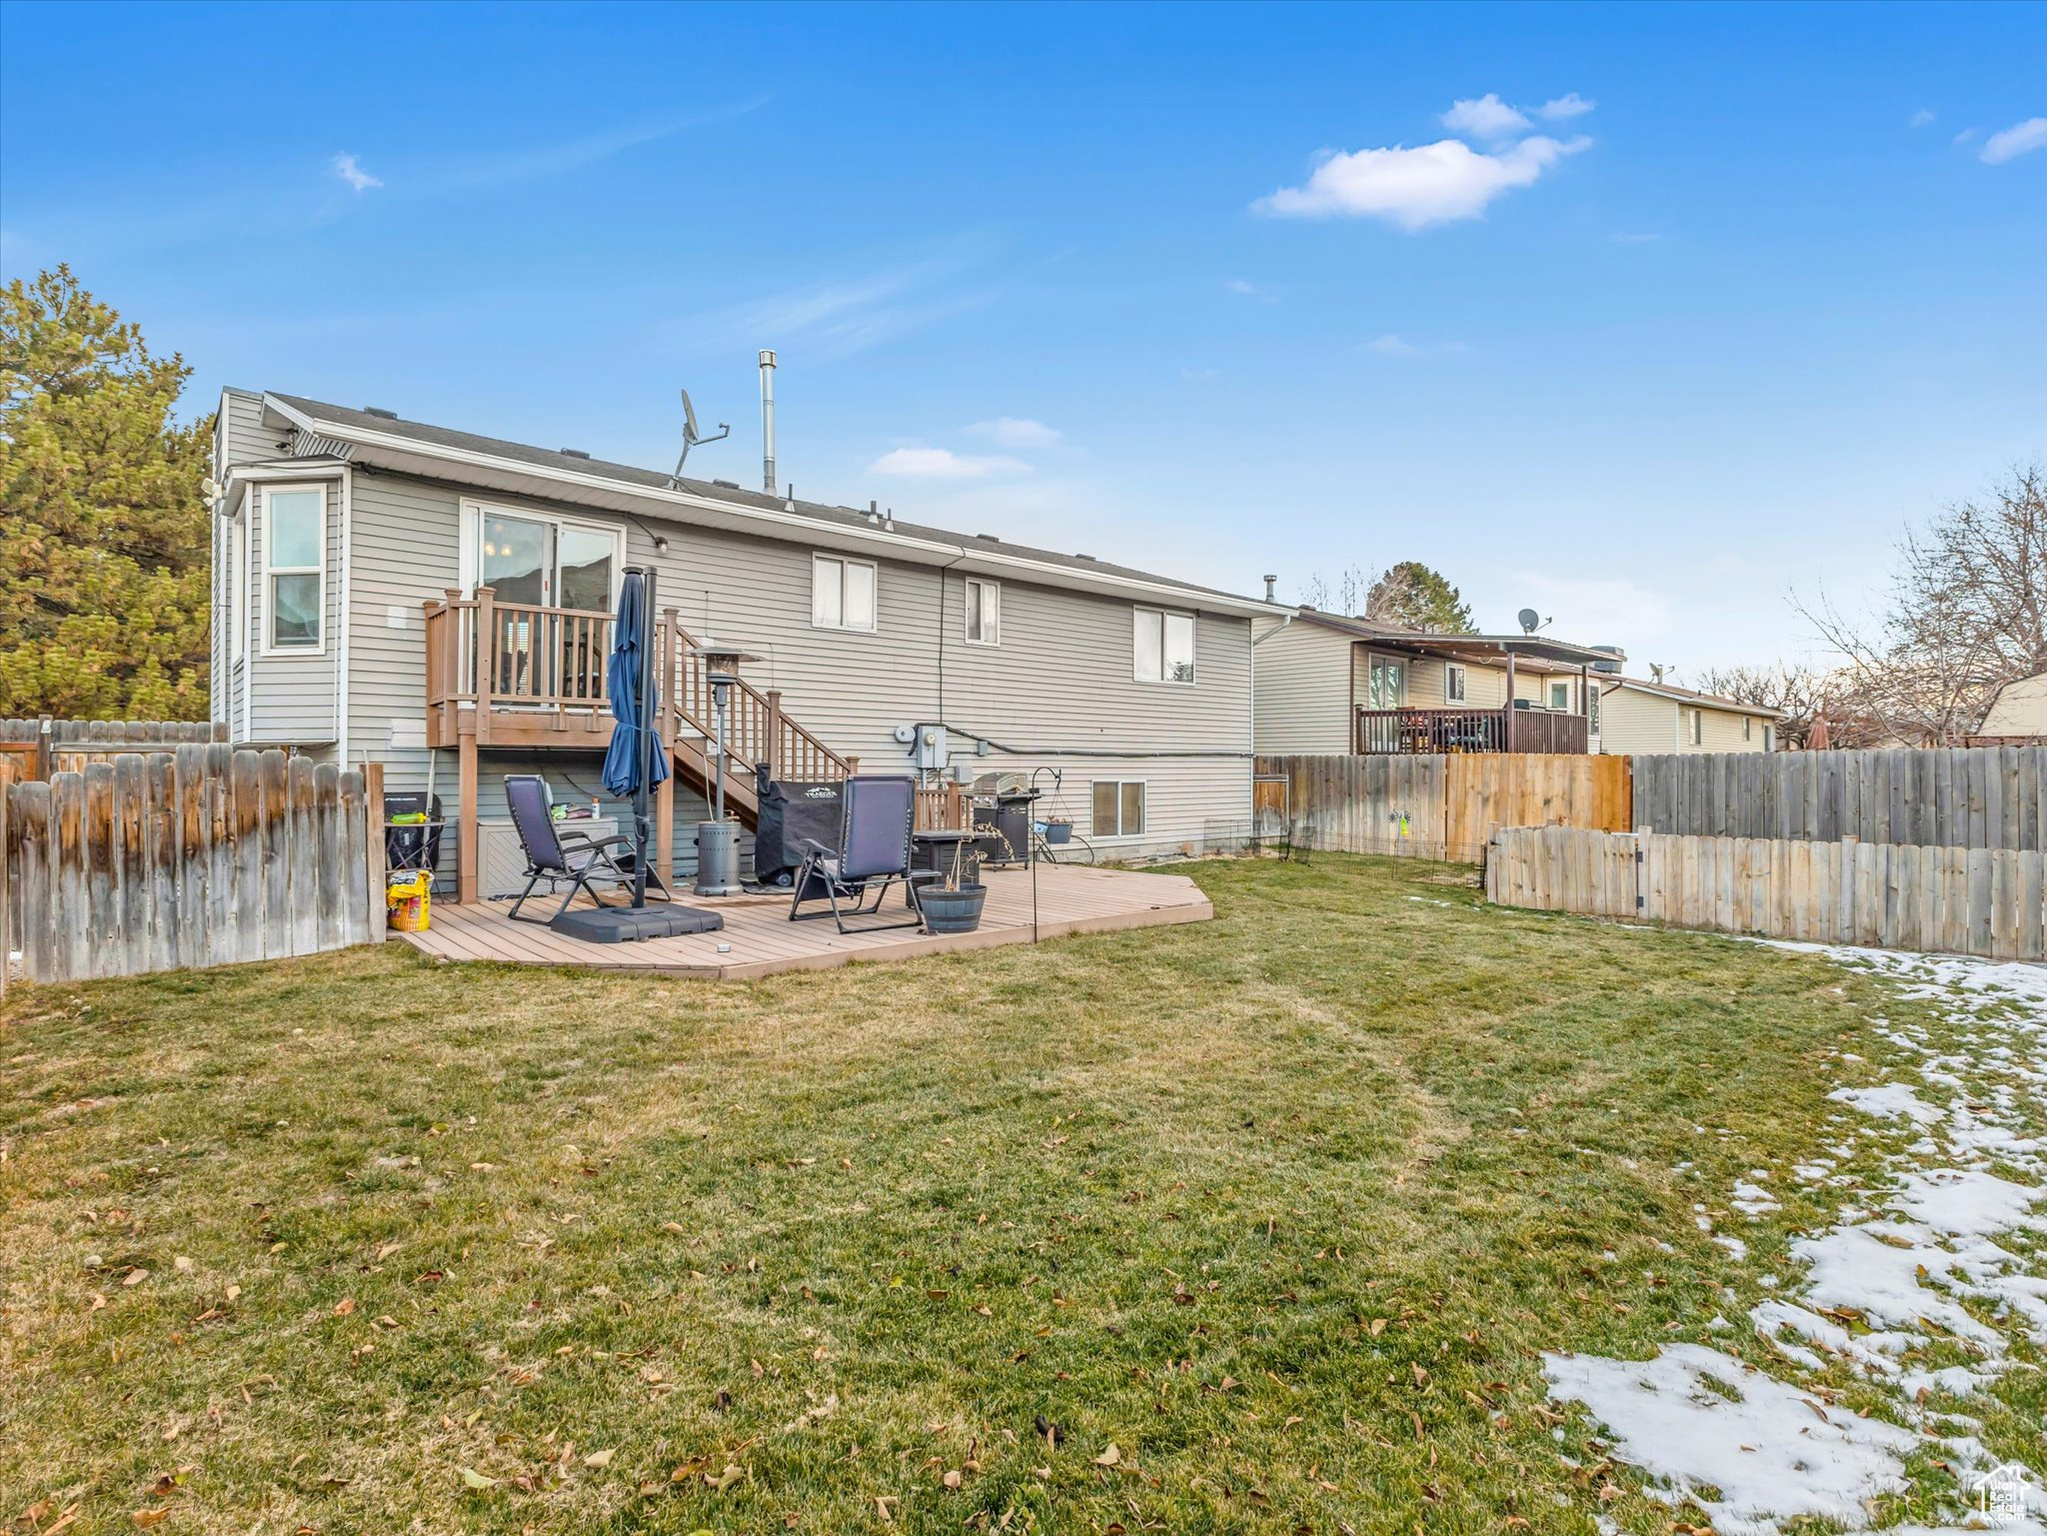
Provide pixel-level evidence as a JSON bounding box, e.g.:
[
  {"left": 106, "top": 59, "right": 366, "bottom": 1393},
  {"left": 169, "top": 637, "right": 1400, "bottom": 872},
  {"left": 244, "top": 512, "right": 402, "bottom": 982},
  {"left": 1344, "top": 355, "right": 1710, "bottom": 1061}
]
[{"left": 0, "top": 854, "right": 2026, "bottom": 1533}]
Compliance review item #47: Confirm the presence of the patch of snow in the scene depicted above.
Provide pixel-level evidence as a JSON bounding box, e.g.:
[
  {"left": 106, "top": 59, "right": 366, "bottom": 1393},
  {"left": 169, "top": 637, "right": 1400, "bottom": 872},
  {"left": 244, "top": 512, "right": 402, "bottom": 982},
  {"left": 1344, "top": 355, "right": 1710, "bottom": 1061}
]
[
  {"left": 1543, "top": 1345, "right": 1917, "bottom": 1536},
  {"left": 1713, "top": 1234, "right": 1750, "bottom": 1261}
]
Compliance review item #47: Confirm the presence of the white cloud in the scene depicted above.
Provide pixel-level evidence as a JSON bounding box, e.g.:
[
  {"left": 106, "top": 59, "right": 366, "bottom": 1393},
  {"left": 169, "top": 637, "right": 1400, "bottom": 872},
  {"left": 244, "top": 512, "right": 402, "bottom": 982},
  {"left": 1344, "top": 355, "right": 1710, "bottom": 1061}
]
[
  {"left": 1256, "top": 133, "right": 1592, "bottom": 230},
  {"left": 1366, "top": 334, "right": 1423, "bottom": 358},
  {"left": 1442, "top": 93, "right": 1531, "bottom": 140},
  {"left": 1908, "top": 108, "right": 1936, "bottom": 128},
  {"left": 332, "top": 153, "right": 382, "bottom": 192},
  {"left": 1952, "top": 127, "right": 1979, "bottom": 145},
  {"left": 1536, "top": 93, "right": 1597, "bottom": 121},
  {"left": 964, "top": 417, "right": 1061, "bottom": 448},
  {"left": 1227, "top": 278, "right": 1277, "bottom": 303},
  {"left": 870, "top": 447, "right": 1028, "bottom": 480},
  {"left": 1980, "top": 116, "right": 2047, "bottom": 164}
]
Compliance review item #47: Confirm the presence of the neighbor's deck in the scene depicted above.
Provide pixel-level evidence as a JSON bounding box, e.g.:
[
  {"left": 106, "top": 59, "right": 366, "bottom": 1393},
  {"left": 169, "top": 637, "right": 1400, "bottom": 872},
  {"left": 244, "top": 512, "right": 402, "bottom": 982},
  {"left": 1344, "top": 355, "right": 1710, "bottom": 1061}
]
[{"left": 397, "top": 864, "right": 1212, "bottom": 980}]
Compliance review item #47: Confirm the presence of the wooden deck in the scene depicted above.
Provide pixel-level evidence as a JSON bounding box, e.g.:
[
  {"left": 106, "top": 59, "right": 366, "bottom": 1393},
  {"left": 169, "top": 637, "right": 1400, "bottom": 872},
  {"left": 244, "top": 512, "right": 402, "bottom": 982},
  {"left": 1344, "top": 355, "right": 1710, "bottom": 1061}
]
[{"left": 396, "top": 864, "right": 1213, "bottom": 980}]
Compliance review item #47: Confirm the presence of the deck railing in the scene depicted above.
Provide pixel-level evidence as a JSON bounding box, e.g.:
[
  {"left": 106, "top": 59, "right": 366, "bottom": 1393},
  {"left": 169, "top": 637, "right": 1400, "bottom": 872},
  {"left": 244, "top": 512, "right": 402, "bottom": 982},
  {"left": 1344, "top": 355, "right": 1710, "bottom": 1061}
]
[
  {"left": 424, "top": 589, "right": 858, "bottom": 782},
  {"left": 1355, "top": 706, "right": 1589, "bottom": 755}
]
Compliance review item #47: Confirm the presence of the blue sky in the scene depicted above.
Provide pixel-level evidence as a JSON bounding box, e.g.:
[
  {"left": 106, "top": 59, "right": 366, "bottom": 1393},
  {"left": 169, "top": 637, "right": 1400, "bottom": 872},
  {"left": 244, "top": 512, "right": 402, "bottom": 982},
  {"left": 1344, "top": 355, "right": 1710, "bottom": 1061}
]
[{"left": 4, "top": 1, "right": 2041, "bottom": 675}]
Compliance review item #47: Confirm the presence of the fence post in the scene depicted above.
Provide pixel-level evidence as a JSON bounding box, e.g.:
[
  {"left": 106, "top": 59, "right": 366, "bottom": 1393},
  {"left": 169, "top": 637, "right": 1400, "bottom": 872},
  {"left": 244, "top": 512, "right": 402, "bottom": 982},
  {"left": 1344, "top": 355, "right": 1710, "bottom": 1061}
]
[{"left": 364, "top": 761, "right": 387, "bottom": 944}]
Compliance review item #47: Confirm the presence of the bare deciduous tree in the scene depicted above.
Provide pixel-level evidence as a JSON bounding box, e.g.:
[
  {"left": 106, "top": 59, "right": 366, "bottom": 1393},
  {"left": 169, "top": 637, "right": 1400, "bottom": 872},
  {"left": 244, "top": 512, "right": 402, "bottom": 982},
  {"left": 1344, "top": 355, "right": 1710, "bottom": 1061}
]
[{"left": 1796, "top": 465, "right": 2047, "bottom": 745}]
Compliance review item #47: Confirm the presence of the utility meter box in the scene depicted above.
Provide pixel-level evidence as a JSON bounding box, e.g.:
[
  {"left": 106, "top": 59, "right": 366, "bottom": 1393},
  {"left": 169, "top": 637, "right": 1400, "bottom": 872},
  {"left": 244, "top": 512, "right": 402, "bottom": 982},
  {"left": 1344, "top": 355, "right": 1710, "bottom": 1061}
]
[{"left": 913, "top": 723, "right": 948, "bottom": 772}]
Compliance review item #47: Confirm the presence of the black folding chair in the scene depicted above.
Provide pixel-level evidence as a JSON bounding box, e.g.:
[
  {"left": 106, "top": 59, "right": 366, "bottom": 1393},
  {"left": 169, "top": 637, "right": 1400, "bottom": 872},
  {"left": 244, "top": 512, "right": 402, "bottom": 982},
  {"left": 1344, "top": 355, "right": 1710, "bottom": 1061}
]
[
  {"left": 503, "top": 775, "right": 670, "bottom": 923},
  {"left": 788, "top": 774, "right": 936, "bottom": 933}
]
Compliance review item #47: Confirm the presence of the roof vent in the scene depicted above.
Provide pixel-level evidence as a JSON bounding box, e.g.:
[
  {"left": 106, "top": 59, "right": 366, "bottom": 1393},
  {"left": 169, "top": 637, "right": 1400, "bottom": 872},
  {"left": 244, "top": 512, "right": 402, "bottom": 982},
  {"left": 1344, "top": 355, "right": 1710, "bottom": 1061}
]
[
  {"left": 1076, "top": 552, "right": 1096, "bottom": 561},
  {"left": 712, "top": 478, "right": 740, "bottom": 489},
  {"left": 560, "top": 448, "right": 590, "bottom": 459},
  {"left": 976, "top": 532, "right": 1000, "bottom": 542},
  {"left": 364, "top": 406, "right": 398, "bottom": 420}
]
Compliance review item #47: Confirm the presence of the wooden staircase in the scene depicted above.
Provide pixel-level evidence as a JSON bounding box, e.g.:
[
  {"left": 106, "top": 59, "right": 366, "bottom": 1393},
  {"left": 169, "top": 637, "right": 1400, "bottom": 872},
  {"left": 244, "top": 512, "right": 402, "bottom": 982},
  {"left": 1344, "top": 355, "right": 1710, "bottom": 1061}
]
[{"left": 423, "top": 589, "right": 963, "bottom": 901}]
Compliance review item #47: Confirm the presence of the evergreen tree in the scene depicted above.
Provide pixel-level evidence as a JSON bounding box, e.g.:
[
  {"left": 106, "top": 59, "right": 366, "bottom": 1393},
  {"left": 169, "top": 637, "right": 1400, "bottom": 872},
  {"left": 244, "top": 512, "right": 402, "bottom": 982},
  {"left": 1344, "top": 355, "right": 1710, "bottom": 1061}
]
[
  {"left": 0, "top": 265, "right": 212, "bottom": 719},
  {"left": 1363, "top": 561, "right": 1475, "bottom": 633}
]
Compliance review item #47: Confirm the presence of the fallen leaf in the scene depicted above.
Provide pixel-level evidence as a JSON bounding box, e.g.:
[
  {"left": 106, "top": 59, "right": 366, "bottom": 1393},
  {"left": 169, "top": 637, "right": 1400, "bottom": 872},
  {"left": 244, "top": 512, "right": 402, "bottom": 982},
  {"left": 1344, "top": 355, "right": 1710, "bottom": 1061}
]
[
  {"left": 131, "top": 1513, "right": 171, "bottom": 1529},
  {"left": 458, "top": 1466, "right": 495, "bottom": 1490},
  {"left": 1369, "top": 1318, "right": 1387, "bottom": 1336},
  {"left": 333, "top": 1298, "right": 356, "bottom": 1317},
  {"left": 943, "top": 1469, "right": 963, "bottom": 1489},
  {"left": 125, "top": 1268, "right": 150, "bottom": 1287},
  {"left": 706, "top": 1464, "right": 743, "bottom": 1491},
  {"left": 1094, "top": 1444, "right": 1121, "bottom": 1467},
  {"left": 375, "top": 1242, "right": 403, "bottom": 1261},
  {"left": 583, "top": 1448, "right": 614, "bottom": 1468}
]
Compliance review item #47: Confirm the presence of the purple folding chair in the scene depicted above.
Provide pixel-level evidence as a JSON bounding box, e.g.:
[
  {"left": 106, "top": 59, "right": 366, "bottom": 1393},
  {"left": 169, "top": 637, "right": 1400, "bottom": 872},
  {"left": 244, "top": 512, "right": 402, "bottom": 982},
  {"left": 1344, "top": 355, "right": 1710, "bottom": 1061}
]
[
  {"left": 503, "top": 775, "right": 670, "bottom": 923},
  {"left": 787, "top": 774, "right": 936, "bottom": 933}
]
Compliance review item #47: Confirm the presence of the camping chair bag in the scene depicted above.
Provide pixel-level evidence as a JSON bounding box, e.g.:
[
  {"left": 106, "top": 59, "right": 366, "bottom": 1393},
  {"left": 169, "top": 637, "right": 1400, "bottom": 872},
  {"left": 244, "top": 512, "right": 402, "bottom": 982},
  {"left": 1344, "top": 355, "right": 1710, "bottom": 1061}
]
[{"left": 752, "top": 775, "right": 846, "bottom": 888}]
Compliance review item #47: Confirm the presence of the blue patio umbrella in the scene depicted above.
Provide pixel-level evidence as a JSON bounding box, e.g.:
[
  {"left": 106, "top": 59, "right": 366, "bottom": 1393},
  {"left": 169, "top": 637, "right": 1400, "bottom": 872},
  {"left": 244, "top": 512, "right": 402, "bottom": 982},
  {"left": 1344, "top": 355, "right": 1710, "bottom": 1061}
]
[{"left": 602, "top": 569, "right": 667, "bottom": 905}]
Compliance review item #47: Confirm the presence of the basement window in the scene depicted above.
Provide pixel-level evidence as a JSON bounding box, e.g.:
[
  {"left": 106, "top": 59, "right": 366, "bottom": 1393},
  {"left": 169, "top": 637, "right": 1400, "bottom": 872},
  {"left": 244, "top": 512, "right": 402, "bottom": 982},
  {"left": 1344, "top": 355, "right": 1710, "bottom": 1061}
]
[{"left": 1092, "top": 780, "right": 1148, "bottom": 839}]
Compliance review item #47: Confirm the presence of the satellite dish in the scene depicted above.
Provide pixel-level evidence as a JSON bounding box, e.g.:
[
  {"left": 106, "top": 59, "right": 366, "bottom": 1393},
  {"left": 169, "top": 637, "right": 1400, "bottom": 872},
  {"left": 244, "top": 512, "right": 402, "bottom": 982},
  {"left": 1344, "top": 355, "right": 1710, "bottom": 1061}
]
[
  {"left": 669, "top": 387, "right": 731, "bottom": 484},
  {"left": 1517, "top": 608, "right": 1541, "bottom": 635}
]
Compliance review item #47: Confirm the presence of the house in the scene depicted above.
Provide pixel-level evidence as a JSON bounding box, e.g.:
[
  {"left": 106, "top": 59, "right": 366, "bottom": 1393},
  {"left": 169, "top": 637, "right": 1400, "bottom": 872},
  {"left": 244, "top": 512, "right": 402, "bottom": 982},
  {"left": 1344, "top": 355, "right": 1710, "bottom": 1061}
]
[
  {"left": 1970, "top": 670, "right": 2047, "bottom": 745},
  {"left": 1594, "top": 676, "right": 1779, "bottom": 754},
  {"left": 1252, "top": 608, "right": 1624, "bottom": 755},
  {"left": 207, "top": 389, "right": 1274, "bottom": 901}
]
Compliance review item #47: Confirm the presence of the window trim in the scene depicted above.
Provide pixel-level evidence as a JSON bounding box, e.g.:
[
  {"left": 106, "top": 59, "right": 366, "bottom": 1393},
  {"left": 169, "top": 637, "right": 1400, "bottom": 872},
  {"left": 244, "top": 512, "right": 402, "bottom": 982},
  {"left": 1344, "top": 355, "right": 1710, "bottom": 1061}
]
[
  {"left": 259, "top": 484, "right": 328, "bottom": 656},
  {"left": 1365, "top": 651, "right": 1406, "bottom": 710},
  {"left": 1091, "top": 778, "right": 1149, "bottom": 840},
  {"left": 230, "top": 498, "right": 249, "bottom": 664},
  {"left": 458, "top": 499, "right": 625, "bottom": 611},
  {"left": 1687, "top": 707, "right": 1704, "bottom": 746},
  {"left": 964, "top": 576, "right": 1001, "bottom": 647},
  {"left": 1743, "top": 716, "right": 1753, "bottom": 742},
  {"left": 1445, "top": 663, "right": 1466, "bottom": 703},
  {"left": 812, "top": 552, "right": 880, "bottom": 633},
  {"left": 1133, "top": 606, "right": 1196, "bottom": 685},
  {"left": 1549, "top": 680, "right": 1571, "bottom": 712}
]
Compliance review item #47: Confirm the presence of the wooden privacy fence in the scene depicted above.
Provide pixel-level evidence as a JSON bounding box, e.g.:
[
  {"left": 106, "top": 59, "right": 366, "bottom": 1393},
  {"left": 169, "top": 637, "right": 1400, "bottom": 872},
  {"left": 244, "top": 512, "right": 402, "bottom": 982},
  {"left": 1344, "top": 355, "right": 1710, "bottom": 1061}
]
[
  {"left": 1633, "top": 747, "right": 2045, "bottom": 852},
  {"left": 2, "top": 747, "right": 386, "bottom": 989},
  {"left": 1486, "top": 825, "right": 2046, "bottom": 963},
  {"left": 0, "top": 717, "right": 227, "bottom": 781},
  {"left": 1257, "top": 753, "right": 1632, "bottom": 863}
]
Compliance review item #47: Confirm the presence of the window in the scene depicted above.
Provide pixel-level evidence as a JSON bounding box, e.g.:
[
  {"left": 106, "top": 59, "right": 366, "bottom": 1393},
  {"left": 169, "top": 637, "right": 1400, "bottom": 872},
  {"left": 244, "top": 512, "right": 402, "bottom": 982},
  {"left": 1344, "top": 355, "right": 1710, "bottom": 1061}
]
[
  {"left": 263, "top": 486, "right": 325, "bottom": 651},
  {"left": 1367, "top": 654, "right": 1405, "bottom": 709},
  {"left": 1764, "top": 724, "right": 1775, "bottom": 751},
  {"left": 1743, "top": 716, "right": 1753, "bottom": 742},
  {"left": 965, "top": 578, "right": 1000, "bottom": 645},
  {"left": 1092, "top": 780, "right": 1147, "bottom": 838},
  {"left": 1134, "top": 608, "right": 1195, "bottom": 683},
  {"left": 813, "top": 554, "right": 878, "bottom": 631},
  {"left": 470, "top": 505, "right": 621, "bottom": 611},
  {"left": 1445, "top": 663, "right": 1467, "bottom": 703},
  {"left": 1549, "top": 680, "right": 1571, "bottom": 711},
  {"left": 1687, "top": 708, "right": 1703, "bottom": 745},
  {"left": 1587, "top": 683, "right": 1601, "bottom": 733}
]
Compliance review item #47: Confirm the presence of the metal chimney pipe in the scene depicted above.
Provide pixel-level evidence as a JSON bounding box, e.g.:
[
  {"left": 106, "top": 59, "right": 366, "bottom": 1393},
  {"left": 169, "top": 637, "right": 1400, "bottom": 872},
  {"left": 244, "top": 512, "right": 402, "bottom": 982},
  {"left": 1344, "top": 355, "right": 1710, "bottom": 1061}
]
[
  {"left": 1262, "top": 574, "right": 1277, "bottom": 603},
  {"left": 758, "top": 349, "right": 778, "bottom": 494}
]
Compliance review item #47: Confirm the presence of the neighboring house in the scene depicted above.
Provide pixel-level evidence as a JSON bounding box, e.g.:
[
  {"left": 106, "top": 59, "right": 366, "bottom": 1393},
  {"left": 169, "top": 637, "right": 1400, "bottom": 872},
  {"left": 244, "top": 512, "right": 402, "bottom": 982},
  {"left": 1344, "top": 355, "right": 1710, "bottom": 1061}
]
[
  {"left": 1594, "top": 676, "right": 1779, "bottom": 754},
  {"left": 1970, "top": 671, "right": 2047, "bottom": 744},
  {"left": 208, "top": 389, "right": 1273, "bottom": 899},
  {"left": 1252, "top": 608, "right": 1623, "bottom": 755}
]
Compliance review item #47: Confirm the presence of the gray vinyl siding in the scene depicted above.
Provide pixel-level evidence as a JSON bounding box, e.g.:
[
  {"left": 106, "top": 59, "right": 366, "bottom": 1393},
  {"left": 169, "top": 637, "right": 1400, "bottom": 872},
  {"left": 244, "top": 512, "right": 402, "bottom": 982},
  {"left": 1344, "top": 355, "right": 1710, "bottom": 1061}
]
[
  {"left": 1251, "top": 622, "right": 1354, "bottom": 754},
  {"left": 345, "top": 473, "right": 462, "bottom": 794},
  {"left": 217, "top": 387, "right": 278, "bottom": 471},
  {"left": 326, "top": 471, "right": 1253, "bottom": 864}
]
